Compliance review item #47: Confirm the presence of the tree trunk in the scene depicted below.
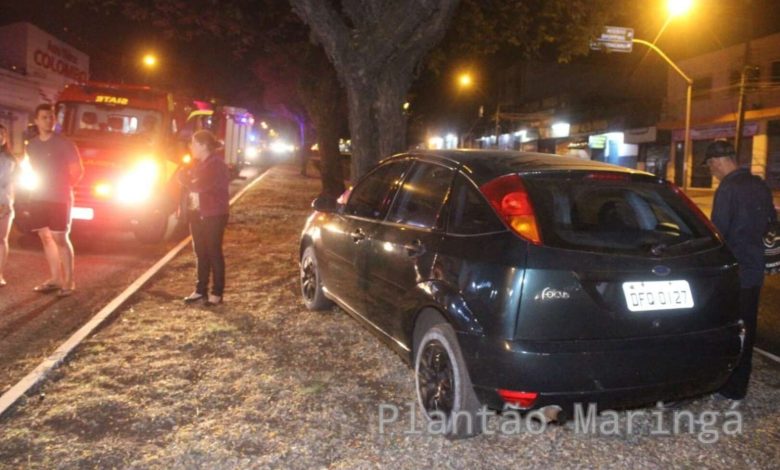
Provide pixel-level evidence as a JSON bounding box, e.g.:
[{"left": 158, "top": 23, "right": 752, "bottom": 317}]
[
  {"left": 345, "top": 84, "right": 381, "bottom": 181},
  {"left": 376, "top": 67, "right": 415, "bottom": 159},
  {"left": 315, "top": 114, "right": 345, "bottom": 197},
  {"left": 345, "top": 67, "right": 414, "bottom": 179},
  {"left": 290, "top": 0, "right": 461, "bottom": 180},
  {"left": 298, "top": 44, "right": 347, "bottom": 196}
]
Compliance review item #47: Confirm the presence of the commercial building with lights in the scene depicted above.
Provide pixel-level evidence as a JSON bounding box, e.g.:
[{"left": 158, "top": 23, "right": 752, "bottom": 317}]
[
  {"left": 469, "top": 53, "right": 669, "bottom": 176},
  {"left": 0, "top": 22, "right": 89, "bottom": 155}
]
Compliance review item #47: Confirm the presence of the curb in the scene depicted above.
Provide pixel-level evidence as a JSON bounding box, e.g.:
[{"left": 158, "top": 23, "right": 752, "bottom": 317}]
[
  {"left": 0, "top": 169, "right": 271, "bottom": 418},
  {"left": 755, "top": 346, "right": 780, "bottom": 365}
]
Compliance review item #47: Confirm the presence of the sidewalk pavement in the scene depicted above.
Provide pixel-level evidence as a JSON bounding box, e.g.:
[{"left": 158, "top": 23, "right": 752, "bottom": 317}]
[{"left": 1, "top": 165, "right": 779, "bottom": 468}]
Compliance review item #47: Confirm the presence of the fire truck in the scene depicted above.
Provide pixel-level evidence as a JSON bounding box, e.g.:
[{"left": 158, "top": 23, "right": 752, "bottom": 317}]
[
  {"left": 15, "top": 82, "right": 189, "bottom": 243},
  {"left": 182, "top": 105, "right": 254, "bottom": 179}
]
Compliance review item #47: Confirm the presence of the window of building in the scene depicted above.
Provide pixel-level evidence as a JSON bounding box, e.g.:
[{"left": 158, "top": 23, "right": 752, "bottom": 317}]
[{"left": 771, "top": 61, "right": 780, "bottom": 83}]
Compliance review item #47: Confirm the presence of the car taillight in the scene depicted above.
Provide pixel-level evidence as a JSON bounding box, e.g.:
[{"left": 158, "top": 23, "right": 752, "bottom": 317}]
[
  {"left": 497, "top": 389, "right": 538, "bottom": 409},
  {"left": 667, "top": 181, "right": 723, "bottom": 241},
  {"left": 480, "top": 174, "right": 542, "bottom": 244}
]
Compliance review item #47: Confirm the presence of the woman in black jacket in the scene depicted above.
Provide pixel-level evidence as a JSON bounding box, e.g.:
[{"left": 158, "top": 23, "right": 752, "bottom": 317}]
[{"left": 179, "top": 130, "right": 230, "bottom": 306}]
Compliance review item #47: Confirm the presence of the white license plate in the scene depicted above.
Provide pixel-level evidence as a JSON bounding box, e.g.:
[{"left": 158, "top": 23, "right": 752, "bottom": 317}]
[
  {"left": 622, "top": 280, "right": 694, "bottom": 312},
  {"left": 71, "top": 207, "right": 94, "bottom": 221}
]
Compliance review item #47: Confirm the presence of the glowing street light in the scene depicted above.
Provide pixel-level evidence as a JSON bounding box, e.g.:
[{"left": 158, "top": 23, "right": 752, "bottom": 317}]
[
  {"left": 142, "top": 53, "right": 157, "bottom": 68},
  {"left": 654, "top": 0, "right": 695, "bottom": 44},
  {"left": 667, "top": 0, "right": 693, "bottom": 17},
  {"left": 457, "top": 73, "right": 473, "bottom": 89}
]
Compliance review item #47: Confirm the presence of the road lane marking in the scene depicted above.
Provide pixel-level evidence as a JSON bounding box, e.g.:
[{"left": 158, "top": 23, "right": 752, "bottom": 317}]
[{"left": 0, "top": 168, "right": 271, "bottom": 418}]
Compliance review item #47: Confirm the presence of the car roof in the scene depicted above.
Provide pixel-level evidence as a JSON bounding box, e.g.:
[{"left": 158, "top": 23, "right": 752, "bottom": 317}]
[{"left": 385, "top": 149, "right": 653, "bottom": 186}]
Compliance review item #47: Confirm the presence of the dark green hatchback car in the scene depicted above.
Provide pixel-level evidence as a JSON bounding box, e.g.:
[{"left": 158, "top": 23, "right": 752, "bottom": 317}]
[{"left": 299, "top": 150, "right": 742, "bottom": 437}]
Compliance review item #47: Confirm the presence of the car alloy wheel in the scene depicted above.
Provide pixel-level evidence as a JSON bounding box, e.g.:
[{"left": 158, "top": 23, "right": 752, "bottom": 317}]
[
  {"left": 300, "top": 246, "right": 333, "bottom": 310},
  {"left": 417, "top": 339, "right": 455, "bottom": 415},
  {"left": 415, "top": 323, "right": 483, "bottom": 438}
]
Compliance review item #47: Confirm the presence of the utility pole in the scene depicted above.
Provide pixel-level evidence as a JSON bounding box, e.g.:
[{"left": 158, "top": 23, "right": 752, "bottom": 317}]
[
  {"left": 734, "top": 2, "right": 753, "bottom": 162},
  {"left": 494, "top": 103, "right": 501, "bottom": 149},
  {"left": 734, "top": 64, "right": 749, "bottom": 159}
]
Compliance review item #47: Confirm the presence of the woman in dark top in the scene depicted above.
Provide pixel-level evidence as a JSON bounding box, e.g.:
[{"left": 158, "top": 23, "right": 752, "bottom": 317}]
[
  {"left": 180, "top": 130, "right": 230, "bottom": 306},
  {"left": 0, "top": 124, "right": 16, "bottom": 287}
]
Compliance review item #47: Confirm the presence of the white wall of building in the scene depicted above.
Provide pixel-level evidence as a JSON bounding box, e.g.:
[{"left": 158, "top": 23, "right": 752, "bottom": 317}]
[
  {"left": 666, "top": 33, "right": 780, "bottom": 121},
  {"left": 0, "top": 22, "right": 89, "bottom": 156}
]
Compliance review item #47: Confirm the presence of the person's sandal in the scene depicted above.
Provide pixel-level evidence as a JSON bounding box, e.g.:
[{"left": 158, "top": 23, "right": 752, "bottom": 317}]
[
  {"left": 204, "top": 295, "right": 223, "bottom": 307},
  {"left": 57, "top": 288, "right": 75, "bottom": 298},
  {"left": 183, "top": 292, "right": 205, "bottom": 304},
  {"left": 33, "top": 282, "right": 61, "bottom": 293}
]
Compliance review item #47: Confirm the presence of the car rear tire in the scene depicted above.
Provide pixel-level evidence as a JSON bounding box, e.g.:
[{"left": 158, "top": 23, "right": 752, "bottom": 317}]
[
  {"left": 415, "top": 323, "right": 483, "bottom": 439},
  {"left": 300, "top": 246, "right": 333, "bottom": 310}
]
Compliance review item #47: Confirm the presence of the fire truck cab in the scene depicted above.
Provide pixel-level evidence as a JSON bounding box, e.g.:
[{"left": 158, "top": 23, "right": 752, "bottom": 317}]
[{"left": 16, "top": 82, "right": 187, "bottom": 243}]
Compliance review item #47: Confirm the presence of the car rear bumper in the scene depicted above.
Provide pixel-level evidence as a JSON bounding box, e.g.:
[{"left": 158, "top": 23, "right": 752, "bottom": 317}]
[{"left": 459, "top": 323, "right": 743, "bottom": 411}]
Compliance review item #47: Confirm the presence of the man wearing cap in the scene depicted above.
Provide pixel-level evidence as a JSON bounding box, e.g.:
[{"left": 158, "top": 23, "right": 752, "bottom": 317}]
[{"left": 704, "top": 139, "right": 776, "bottom": 400}]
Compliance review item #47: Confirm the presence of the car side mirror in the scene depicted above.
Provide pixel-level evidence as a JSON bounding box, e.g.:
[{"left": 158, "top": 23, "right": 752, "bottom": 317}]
[{"left": 312, "top": 195, "right": 340, "bottom": 213}]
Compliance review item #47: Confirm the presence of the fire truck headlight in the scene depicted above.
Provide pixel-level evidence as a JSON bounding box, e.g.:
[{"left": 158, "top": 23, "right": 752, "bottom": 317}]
[
  {"left": 94, "top": 182, "right": 113, "bottom": 198},
  {"left": 245, "top": 146, "right": 259, "bottom": 160},
  {"left": 18, "top": 155, "right": 40, "bottom": 191},
  {"left": 270, "top": 141, "right": 294, "bottom": 154},
  {"left": 117, "top": 158, "right": 159, "bottom": 204}
]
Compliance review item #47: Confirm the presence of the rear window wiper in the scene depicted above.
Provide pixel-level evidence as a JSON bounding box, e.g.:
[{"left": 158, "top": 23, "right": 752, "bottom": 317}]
[{"left": 650, "top": 236, "right": 714, "bottom": 256}]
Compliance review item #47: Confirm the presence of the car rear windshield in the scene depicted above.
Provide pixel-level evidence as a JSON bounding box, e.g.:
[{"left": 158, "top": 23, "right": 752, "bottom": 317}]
[{"left": 522, "top": 172, "right": 720, "bottom": 256}]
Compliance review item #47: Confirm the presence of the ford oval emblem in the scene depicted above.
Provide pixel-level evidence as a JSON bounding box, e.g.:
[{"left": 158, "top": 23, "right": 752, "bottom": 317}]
[{"left": 652, "top": 265, "right": 671, "bottom": 277}]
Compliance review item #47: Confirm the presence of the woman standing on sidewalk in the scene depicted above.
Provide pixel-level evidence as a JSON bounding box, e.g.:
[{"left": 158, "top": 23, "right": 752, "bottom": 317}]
[
  {"left": 0, "top": 124, "right": 16, "bottom": 287},
  {"left": 180, "top": 130, "right": 230, "bottom": 306}
]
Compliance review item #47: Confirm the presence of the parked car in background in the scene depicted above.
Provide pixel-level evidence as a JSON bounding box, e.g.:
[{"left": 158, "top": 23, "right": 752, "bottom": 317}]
[{"left": 299, "top": 150, "right": 743, "bottom": 438}]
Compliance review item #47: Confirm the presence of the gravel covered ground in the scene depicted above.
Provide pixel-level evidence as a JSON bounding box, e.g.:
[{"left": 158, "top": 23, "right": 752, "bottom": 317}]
[{"left": 1, "top": 165, "right": 779, "bottom": 469}]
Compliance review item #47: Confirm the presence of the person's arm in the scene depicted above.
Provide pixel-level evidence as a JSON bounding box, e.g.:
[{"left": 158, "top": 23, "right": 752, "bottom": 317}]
[
  {"left": 766, "top": 184, "right": 778, "bottom": 224},
  {"left": 0, "top": 159, "right": 12, "bottom": 206},
  {"left": 710, "top": 184, "right": 735, "bottom": 240},
  {"left": 187, "top": 158, "right": 222, "bottom": 193}
]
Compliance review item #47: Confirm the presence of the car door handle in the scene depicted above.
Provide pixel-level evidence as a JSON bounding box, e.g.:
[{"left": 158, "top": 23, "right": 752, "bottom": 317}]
[
  {"left": 351, "top": 229, "right": 366, "bottom": 243},
  {"left": 404, "top": 239, "right": 426, "bottom": 257}
]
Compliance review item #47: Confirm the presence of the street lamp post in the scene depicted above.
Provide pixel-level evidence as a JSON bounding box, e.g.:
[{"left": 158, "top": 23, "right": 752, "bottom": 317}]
[{"left": 632, "top": 38, "right": 693, "bottom": 190}]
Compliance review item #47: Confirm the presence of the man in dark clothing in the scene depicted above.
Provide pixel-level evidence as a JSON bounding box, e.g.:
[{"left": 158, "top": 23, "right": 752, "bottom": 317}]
[
  {"left": 704, "top": 139, "right": 776, "bottom": 400},
  {"left": 26, "top": 103, "right": 84, "bottom": 297}
]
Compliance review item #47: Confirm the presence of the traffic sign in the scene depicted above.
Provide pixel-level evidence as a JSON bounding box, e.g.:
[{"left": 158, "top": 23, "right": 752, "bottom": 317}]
[{"left": 590, "top": 25, "right": 634, "bottom": 53}]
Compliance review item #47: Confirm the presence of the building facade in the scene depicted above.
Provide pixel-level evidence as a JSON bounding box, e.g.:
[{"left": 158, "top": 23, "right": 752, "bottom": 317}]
[
  {"left": 0, "top": 22, "right": 89, "bottom": 155},
  {"left": 660, "top": 32, "right": 780, "bottom": 189},
  {"left": 471, "top": 52, "right": 669, "bottom": 175}
]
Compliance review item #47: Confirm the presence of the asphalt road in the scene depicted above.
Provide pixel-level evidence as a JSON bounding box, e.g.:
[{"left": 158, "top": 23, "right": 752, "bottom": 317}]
[{"left": 0, "top": 166, "right": 262, "bottom": 394}]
